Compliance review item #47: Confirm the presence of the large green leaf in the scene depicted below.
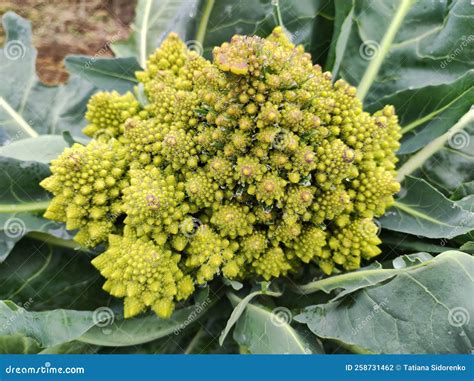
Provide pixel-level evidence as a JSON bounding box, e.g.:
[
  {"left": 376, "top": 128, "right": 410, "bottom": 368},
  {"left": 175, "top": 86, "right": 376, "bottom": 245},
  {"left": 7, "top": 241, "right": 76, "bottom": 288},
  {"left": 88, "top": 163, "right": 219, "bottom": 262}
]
[
  {"left": 0, "top": 335, "right": 42, "bottom": 354},
  {"left": 219, "top": 289, "right": 281, "bottom": 345},
  {"left": 380, "top": 231, "right": 457, "bottom": 255},
  {"left": 111, "top": 0, "right": 335, "bottom": 65},
  {"left": 198, "top": 0, "right": 335, "bottom": 62},
  {"left": 370, "top": 71, "right": 474, "bottom": 155},
  {"left": 0, "top": 135, "right": 82, "bottom": 164},
  {"left": 380, "top": 176, "right": 474, "bottom": 239},
  {"left": 0, "top": 156, "right": 50, "bottom": 207},
  {"left": 0, "top": 156, "right": 53, "bottom": 260},
  {"left": 0, "top": 12, "right": 95, "bottom": 142},
  {"left": 0, "top": 300, "right": 96, "bottom": 348},
  {"left": 78, "top": 295, "right": 216, "bottom": 346},
  {"left": 295, "top": 251, "right": 474, "bottom": 354},
  {"left": 227, "top": 293, "right": 323, "bottom": 354},
  {"left": 452, "top": 181, "right": 474, "bottom": 201},
  {"left": 330, "top": 0, "right": 473, "bottom": 103},
  {"left": 395, "top": 109, "right": 473, "bottom": 196},
  {"left": 111, "top": 0, "right": 201, "bottom": 67},
  {"left": 0, "top": 238, "right": 107, "bottom": 310},
  {"left": 0, "top": 213, "right": 74, "bottom": 263},
  {"left": 65, "top": 56, "right": 142, "bottom": 94}
]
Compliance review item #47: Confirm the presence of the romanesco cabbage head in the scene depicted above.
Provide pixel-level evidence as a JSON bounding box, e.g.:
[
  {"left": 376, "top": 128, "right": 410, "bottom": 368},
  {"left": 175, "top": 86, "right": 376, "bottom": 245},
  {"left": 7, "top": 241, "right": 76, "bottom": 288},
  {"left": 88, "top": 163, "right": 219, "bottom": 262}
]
[{"left": 41, "top": 27, "right": 401, "bottom": 318}]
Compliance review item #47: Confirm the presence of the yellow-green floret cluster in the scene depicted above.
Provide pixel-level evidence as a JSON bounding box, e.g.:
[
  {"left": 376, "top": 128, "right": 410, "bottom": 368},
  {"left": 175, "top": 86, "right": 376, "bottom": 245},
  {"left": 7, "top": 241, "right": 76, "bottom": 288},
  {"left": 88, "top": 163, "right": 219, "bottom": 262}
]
[{"left": 41, "top": 27, "right": 401, "bottom": 318}]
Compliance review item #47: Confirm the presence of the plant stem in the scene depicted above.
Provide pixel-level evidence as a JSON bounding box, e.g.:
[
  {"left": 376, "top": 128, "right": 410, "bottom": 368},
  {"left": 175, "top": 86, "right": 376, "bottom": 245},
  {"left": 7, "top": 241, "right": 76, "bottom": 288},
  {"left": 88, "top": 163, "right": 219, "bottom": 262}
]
[
  {"left": 273, "top": 0, "right": 284, "bottom": 28},
  {"left": 397, "top": 109, "right": 474, "bottom": 182},
  {"left": 184, "top": 327, "right": 205, "bottom": 354},
  {"left": 292, "top": 259, "right": 432, "bottom": 295},
  {"left": 0, "top": 96, "right": 39, "bottom": 138},
  {"left": 0, "top": 200, "right": 50, "bottom": 213},
  {"left": 27, "top": 231, "right": 84, "bottom": 251},
  {"left": 356, "top": 0, "right": 414, "bottom": 101},
  {"left": 195, "top": 0, "right": 215, "bottom": 47},
  {"left": 139, "top": 0, "right": 153, "bottom": 68}
]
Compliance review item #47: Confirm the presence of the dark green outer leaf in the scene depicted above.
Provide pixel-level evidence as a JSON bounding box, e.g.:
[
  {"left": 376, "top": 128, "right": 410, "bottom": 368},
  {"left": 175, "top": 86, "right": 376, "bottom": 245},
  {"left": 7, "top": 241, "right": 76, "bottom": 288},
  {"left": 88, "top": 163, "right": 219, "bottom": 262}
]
[
  {"left": 111, "top": 0, "right": 335, "bottom": 66},
  {"left": 65, "top": 56, "right": 142, "bottom": 94},
  {"left": 332, "top": 0, "right": 473, "bottom": 104},
  {"left": 78, "top": 296, "right": 216, "bottom": 347},
  {"left": 417, "top": 118, "right": 474, "bottom": 195},
  {"left": 219, "top": 289, "right": 281, "bottom": 345},
  {"left": 380, "top": 231, "right": 457, "bottom": 254},
  {"left": 0, "top": 156, "right": 53, "bottom": 261},
  {"left": 0, "top": 12, "right": 95, "bottom": 142},
  {"left": 369, "top": 71, "right": 474, "bottom": 155},
  {"left": 0, "top": 335, "right": 42, "bottom": 354},
  {"left": 0, "top": 213, "right": 73, "bottom": 263},
  {"left": 111, "top": 0, "right": 200, "bottom": 67},
  {"left": 380, "top": 176, "right": 474, "bottom": 239},
  {"left": 0, "top": 300, "right": 96, "bottom": 348},
  {"left": 0, "top": 135, "right": 79, "bottom": 164},
  {"left": 0, "top": 239, "right": 108, "bottom": 311},
  {"left": 228, "top": 293, "right": 323, "bottom": 354},
  {"left": 452, "top": 181, "right": 474, "bottom": 201},
  {"left": 295, "top": 251, "right": 474, "bottom": 354}
]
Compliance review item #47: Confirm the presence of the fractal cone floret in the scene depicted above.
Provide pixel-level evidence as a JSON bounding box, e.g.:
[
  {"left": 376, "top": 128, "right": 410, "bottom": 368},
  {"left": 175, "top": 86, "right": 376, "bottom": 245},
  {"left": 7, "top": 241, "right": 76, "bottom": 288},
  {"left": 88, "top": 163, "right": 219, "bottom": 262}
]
[{"left": 41, "top": 27, "right": 401, "bottom": 318}]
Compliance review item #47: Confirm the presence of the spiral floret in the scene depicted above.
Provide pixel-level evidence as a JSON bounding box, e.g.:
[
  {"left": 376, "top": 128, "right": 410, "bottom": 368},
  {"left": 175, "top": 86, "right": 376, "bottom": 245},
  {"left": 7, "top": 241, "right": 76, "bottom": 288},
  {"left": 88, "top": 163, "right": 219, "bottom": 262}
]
[
  {"left": 84, "top": 91, "right": 140, "bottom": 139},
  {"left": 40, "top": 140, "right": 127, "bottom": 247},
  {"left": 41, "top": 26, "right": 401, "bottom": 318}
]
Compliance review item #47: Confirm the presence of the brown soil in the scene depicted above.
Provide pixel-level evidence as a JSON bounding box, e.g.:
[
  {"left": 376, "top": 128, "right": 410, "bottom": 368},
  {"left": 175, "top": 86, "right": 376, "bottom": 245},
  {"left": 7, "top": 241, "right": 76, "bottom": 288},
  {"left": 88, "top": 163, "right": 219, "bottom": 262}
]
[{"left": 0, "top": 0, "right": 136, "bottom": 84}]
